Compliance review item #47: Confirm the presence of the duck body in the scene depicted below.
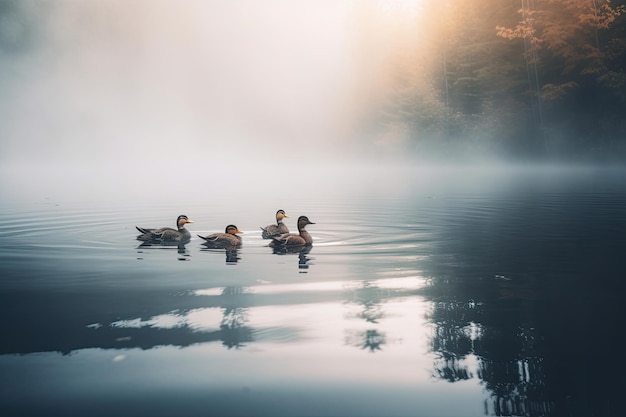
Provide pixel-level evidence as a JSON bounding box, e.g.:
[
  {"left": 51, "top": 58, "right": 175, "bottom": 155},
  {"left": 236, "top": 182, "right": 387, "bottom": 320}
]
[
  {"left": 136, "top": 215, "right": 194, "bottom": 243},
  {"left": 270, "top": 216, "right": 314, "bottom": 248},
  {"left": 261, "top": 209, "right": 289, "bottom": 239},
  {"left": 198, "top": 225, "right": 243, "bottom": 248}
]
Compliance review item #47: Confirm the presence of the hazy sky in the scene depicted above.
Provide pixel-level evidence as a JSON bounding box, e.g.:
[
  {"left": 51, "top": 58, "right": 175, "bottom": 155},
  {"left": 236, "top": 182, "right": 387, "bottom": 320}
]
[
  {"left": 0, "top": 0, "right": 380, "bottom": 202},
  {"left": 0, "top": 0, "right": 433, "bottom": 205},
  {"left": 3, "top": 1, "right": 356, "bottom": 157}
]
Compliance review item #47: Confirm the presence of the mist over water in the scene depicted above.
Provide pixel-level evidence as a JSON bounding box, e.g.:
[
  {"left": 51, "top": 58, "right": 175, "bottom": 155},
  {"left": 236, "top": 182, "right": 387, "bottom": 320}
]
[
  {"left": 3, "top": 3, "right": 626, "bottom": 416},
  {"left": 3, "top": 0, "right": 595, "bottom": 207}
]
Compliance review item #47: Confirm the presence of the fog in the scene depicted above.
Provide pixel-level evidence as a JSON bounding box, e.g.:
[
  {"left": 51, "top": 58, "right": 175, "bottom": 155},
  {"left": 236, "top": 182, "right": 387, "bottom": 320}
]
[
  {"left": 2, "top": 0, "right": 596, "bottom": 206},
  {"left": 2, "top": 0, "right": 395, "bottom": 203}
]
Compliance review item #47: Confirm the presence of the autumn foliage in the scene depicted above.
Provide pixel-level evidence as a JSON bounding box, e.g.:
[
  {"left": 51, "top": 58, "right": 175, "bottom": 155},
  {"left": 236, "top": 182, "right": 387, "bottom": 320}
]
[{"left": 350, "top": 0, "right": 626, "bottom": 160}]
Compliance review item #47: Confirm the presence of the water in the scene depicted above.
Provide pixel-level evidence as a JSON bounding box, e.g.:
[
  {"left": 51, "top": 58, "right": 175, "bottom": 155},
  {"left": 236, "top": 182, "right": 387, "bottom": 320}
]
[{"left": 1, "top": 165, "right": 625, "bottom": 417}]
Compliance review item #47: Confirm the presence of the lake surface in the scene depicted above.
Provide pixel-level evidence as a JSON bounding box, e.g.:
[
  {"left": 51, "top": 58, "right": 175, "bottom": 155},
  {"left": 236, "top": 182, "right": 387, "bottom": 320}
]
[{"left": 1, "top": 165, "right": 624, "bottom": 417}]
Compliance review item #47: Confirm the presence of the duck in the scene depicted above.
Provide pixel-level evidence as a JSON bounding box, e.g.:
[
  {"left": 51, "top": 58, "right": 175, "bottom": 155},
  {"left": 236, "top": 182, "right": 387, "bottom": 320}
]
[
  {"left": 260, "top": 209, "right": 290, "bottom": 239},
  {"left": 270, "top": 215, "right": 315, "bottom": 247},
  {"left": 136, "top": 215, "right": 194, "bottom": 243},
  {"left": 198, "top": 225, "right": 243, "bottom": 248}
]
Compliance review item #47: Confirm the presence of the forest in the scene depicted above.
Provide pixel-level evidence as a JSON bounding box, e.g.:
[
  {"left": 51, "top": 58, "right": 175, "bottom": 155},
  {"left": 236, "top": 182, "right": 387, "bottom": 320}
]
[
  {"left": 349, "top": 0, "right": 626, "bottom": 161},
  {"left": 1, "top": 0, "right": 625, "bottom": 163}
]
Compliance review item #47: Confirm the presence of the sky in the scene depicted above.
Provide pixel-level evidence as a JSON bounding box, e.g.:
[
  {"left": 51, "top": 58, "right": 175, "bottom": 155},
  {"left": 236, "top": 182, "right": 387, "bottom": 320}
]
[
  {"left": 1, "top": 1, "right": 358, "bottom": 161},
  {"left": 2, "top": 1, "right": 418, "bottom": 202}
]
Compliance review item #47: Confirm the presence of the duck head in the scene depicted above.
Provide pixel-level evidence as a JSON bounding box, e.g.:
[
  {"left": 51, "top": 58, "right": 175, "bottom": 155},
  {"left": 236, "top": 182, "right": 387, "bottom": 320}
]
[
  {"left": 177, "top": 215, "right": 194, "bottom": 230},
  {"left": 276, "top": 210, "right": 289, "bottom": 221},
  {"left": 297, "top": 216, "right": 315, "bottom": 230},
  {"left": 225, "top": 225, "right": 243, "bottom": 235}
]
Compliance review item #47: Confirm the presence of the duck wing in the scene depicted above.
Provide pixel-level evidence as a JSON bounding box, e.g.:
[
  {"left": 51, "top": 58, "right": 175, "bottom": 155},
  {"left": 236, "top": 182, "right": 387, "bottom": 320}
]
[
  {"left": 262, "top": 223, "right": 290, "bottom": 239},
  {"left": 137, "top": 226, "right": 180, "bottom": 241},
  {"left": 270, "top": 233, "right": 306, "bottom": 247},
  {"left": 159, "top": 228, "right": 188, "bottom": 242},
  {"left": 198, "top": 233, "right": 239, "bottom": 243},
  {"left": 198, "top": 233, "right": 240, "bottom": 248}
]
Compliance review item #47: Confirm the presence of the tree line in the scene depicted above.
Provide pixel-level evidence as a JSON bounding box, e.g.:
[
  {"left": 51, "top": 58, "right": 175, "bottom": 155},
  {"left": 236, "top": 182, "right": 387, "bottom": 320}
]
[{"left": 350, "top": 0, "right": 626, "bottom": 161}]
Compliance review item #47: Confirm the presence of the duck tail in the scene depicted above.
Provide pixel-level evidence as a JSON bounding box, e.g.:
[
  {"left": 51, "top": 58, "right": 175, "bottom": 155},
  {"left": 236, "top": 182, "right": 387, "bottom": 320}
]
[
  {"left": 198, "top": 234, "right": 219, "bottom": 242},
  {"left": 260, "top": 227, "right": 274, "bottom": 240}
]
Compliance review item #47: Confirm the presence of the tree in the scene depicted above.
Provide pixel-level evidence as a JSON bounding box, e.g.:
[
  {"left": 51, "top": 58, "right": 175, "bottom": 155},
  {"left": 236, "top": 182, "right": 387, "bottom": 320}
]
[
  {"left": 348, "top": 0, "right": 626, "bottom": 159},
  {"left": 497, "top": 0, "right": 626, "bottom": 156}
]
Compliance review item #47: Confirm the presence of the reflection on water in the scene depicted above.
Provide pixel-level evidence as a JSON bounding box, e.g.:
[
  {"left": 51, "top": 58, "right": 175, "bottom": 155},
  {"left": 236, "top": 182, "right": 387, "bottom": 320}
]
[
  {"left": 69, "top": 276, "right": 426, "bottom": 355},
  {"left": 416, "top": 168, "right": 626, "bottom": 416},
  {"left": 200, "top": 245, "right": 241, "bottom": 265},
  {"left": 219, "top": 287, "right": 250, "bottom": 349},
  {"left": 344, "top": 280, "right": 387, "bottom": 351},
  {"left": 137, "top": 241, "right": 192, "bottom": 261},
  {"left": 272, "top": 244, "right": 314, "bottom": 272},
  {"left": 1, "top": 167, "right": 625, "bottom": 416},
  {"left": 106, "top": 286, "right": 254, "bottom": 349}
]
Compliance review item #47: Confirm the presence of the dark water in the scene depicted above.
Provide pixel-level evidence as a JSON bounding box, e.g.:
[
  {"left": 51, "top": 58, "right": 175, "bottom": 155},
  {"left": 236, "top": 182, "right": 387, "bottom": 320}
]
[{"left": 1, "top": 165, "right": 625, "bottom": 417}]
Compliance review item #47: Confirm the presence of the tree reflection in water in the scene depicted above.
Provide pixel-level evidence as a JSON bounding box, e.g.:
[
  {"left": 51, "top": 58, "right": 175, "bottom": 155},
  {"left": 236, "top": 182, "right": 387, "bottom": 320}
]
[
  {"left": 425, "top": 273, "right": 621, "bottom": 416},
  {"left": 418, "top": 179, "right": 626, "bottom": 416},
  {"left": 350, "top": 329, "right": 385, "bottom": 352},
  {"left": 218, "top": 286, "right": 250, "bottom": 349},
  {"left": 344, "top": 280, "right": 387, "bottom": 352},
  {"left": 429, "top": 300, "right": 480, "bottom": 382}
]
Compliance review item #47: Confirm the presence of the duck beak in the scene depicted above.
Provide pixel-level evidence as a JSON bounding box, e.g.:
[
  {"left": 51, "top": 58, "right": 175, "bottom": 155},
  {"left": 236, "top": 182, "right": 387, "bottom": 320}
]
[
  {"left": 236, "top": 229, "right": 243, "bottom": 234},
  {"left": 284, "top": 214, "right": 290, "bottom": 218},
  {"left": 308, "top": 220, "right": 316, "bottom": 224},
  {"left": 186, "top": 219, "right": 194, "bottom": 224}
]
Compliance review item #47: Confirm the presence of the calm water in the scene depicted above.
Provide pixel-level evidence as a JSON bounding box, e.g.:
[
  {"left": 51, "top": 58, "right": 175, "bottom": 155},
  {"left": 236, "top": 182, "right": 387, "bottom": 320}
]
[{"left": 1, "top": 165, "right": 625, "bottom": 417}]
